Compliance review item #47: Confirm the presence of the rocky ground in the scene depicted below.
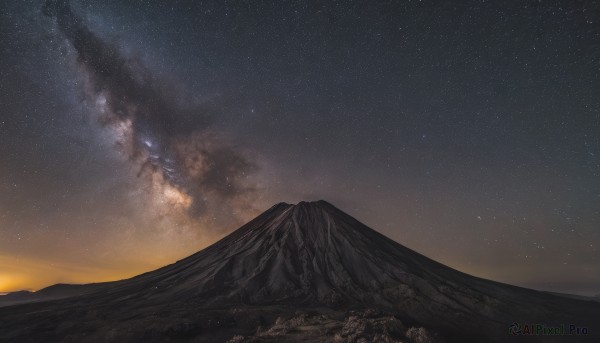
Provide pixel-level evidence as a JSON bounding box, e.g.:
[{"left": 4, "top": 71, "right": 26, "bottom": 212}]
[{"left": 225, "top": 309, "right": 442, "bottom": 343}]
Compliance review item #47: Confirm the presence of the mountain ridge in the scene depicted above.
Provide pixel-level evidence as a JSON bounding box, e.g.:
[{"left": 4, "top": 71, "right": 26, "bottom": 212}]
[{"left": 1, "top": 200, "right": 599, "bottom": 342}]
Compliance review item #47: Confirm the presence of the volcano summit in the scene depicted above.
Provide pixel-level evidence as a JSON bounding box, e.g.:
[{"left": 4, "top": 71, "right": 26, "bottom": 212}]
[{"left": 1, "top": 201, "right": 598, "bottom": 342}]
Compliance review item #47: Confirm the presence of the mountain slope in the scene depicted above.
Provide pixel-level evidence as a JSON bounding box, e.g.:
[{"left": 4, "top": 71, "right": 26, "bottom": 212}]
[
  {"left": 0, "top": 283, "right": 106, "bottom": 307},
  {"left": 1, "top": 201, "right": 598, "bottom": 342}
]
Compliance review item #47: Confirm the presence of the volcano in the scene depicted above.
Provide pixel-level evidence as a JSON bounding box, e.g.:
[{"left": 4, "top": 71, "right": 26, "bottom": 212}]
[{"left": 1, "top": 201, "right": 598, "bottom": 342}]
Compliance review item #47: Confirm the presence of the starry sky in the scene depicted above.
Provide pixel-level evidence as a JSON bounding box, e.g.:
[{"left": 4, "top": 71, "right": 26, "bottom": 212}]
[{"left": 0, "top": 0, "right": 598, "bottom": 296}]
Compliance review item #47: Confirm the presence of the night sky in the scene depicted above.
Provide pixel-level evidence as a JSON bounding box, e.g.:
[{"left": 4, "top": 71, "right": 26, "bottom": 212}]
[{"left": 0, "top": 0, "right": 598, "bottom": 296}]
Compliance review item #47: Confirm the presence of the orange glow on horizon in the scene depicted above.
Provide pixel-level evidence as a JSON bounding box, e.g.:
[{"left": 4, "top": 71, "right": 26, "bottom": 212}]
[{"left": 0, "top": 250, "right": 198, "bottom": 293}]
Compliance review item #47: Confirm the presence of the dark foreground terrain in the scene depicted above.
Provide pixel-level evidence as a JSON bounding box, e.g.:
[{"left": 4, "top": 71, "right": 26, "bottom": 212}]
[{"left": 1, "top": 201, "right": 599, "bottom": 342}]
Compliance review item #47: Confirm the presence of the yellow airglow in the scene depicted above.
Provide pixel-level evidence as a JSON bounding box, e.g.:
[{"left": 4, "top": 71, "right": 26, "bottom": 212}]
[{"left": 0, "top": 254, "right": 173, "bottom": 293}]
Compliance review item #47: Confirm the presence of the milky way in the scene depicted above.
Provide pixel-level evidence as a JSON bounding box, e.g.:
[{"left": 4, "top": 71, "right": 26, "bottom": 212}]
[{"left": 43, "top": 0, "right": 256, "bottom": 220}]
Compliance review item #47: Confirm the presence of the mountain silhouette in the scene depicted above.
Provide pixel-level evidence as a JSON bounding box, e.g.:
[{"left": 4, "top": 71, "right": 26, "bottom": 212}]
[{"left": 1, "top": 201, "right": 598, "bottom": 342}]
